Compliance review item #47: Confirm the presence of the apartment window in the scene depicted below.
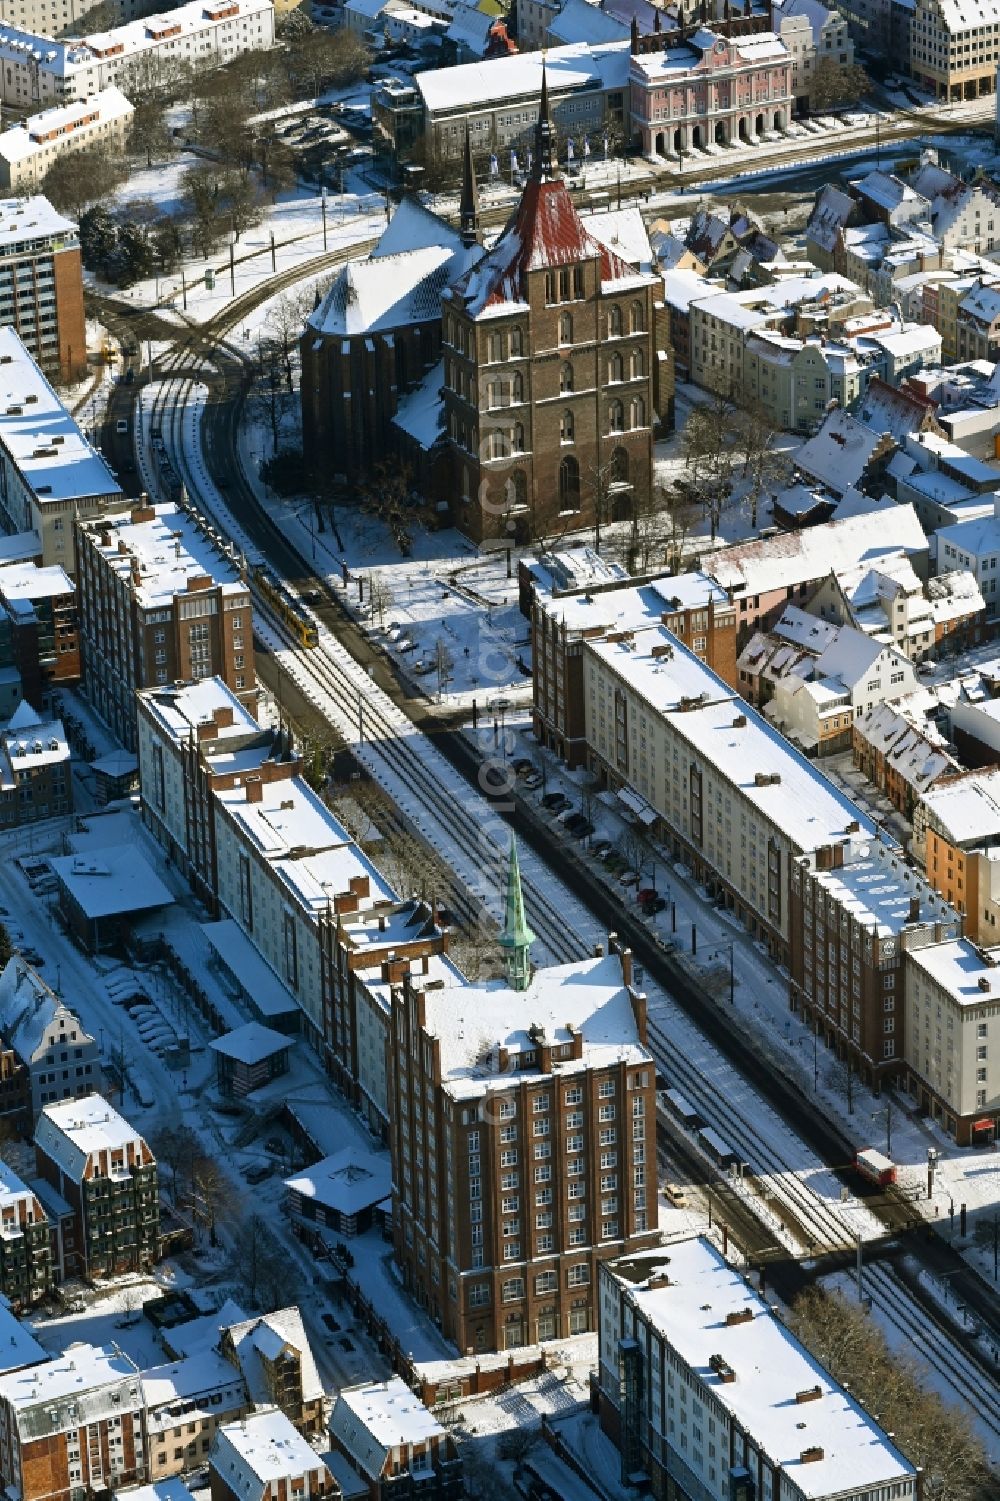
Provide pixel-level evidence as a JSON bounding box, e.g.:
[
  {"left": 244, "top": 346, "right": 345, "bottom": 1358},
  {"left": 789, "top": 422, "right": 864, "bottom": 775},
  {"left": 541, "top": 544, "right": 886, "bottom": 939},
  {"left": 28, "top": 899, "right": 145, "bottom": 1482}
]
[
  {"left": 598, "top": 1080, "right": 615, "bottom": 1097},
  {"left": 502, "top": 1277, "right": 524, "bottom": 1302},
  {"left": 565, "top": 1087, "right": 582, "bottom": 1105},
  {"left": 567, "top": 1264, "right": 589, "bottom": 1287}
]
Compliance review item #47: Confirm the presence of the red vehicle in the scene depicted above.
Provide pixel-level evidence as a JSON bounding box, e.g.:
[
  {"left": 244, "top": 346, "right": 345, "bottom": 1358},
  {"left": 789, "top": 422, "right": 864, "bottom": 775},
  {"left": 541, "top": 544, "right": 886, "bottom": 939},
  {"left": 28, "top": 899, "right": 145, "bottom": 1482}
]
[{"left": 855, "top": 1148, "right": 896, "bottom": 1187}]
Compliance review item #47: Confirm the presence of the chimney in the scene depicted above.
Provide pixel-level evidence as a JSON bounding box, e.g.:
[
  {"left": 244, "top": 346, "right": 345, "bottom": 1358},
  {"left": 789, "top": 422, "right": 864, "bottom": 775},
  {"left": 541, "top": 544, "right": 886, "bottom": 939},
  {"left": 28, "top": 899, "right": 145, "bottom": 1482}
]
[
  {"left": 725, "top": 1308, "right": 754, "bottom": 1326},
  {"left": 196, "top": 720, "right": 216, "bottom": 742},
  {"left": 795, "top": 1386, "right": 822, "bottom": 1405},
  {"left": 129, "top": 504, "right": 155, "bottom": 525},
  {"left": 215, "top": 706, "right": 234, "bottom": 729},
  {"left": 246, "top": 778, "right": 263, "bottom": 804},
  {"left": 349, "top": 874, "right": 371, "bottom": 899},
  {"left": 978, "top": 974, "right": 991, "bottom": 992},
  {"left": 187, "top": 574, "right": 213, "bottom": 592},
  {"left": 800, "top": 1448, "right": 825, "bottom": 1465}
]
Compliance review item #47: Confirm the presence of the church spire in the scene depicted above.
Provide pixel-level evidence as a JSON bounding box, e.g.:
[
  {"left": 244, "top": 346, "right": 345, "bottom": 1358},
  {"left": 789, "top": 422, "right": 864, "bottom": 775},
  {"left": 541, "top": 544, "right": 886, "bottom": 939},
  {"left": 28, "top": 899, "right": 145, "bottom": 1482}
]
[
  {"left": 532, "top": 58, "right": 557, "bottom": 181},
  {"left": 498, "top": 833, "right": 536, "bottom": 991},
  {"left": 460, "top": 124, "right": 480, "bottom": 248}
]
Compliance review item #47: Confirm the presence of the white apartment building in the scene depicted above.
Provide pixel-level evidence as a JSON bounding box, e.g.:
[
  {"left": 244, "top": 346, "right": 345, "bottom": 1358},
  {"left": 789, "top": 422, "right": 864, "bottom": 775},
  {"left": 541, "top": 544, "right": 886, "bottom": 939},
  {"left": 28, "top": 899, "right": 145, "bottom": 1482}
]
[
  {"left": 904, "top": 934, "right": 1000, "bottom": 1143},
  {"left": 581, "top": 625, "right": 878, "bottom": 961},
  {"left": 936, "top": 497, "right": 1000, "bottom": 619},
  {"left": 911, "top": 0, "right": 1000, "bottom": 101},
  {"left": 0, "top": 0, "right": 147, "bottom": 40},
  {"left": 0, "top": 327, "right": 121, "bottom": 570},
  {"left": 741, "top": 330, "right": 866, "bottom": 433},
  {"left": 0, "top": 0, "right": 275, "bottom": 109},
  {"left": 0, "top": 87, "right": 133, "bottom": 191},
  {"left": 597, "top": 1237, "right": 919, "bottom": 1501},
  {"left": 772, "top": 0, "right": 854, "bottom": 111}
]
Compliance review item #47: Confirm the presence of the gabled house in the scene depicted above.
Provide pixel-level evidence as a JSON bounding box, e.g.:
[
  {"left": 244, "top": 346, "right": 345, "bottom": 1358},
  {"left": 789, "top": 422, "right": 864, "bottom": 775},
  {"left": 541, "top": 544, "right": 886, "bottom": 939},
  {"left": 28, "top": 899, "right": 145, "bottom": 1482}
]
[
  {"left": 329, "top": 1380, "right": 461, "bottom": 1501},
  {"left": 143, "top": 1353, "right": 248, "bottom": 1480},
  {"left": 0, "top": 957, "right": 102, "bottom": 1127},
  {"left": 219, "top": 1309, "right": 324, "bottom": 1437},
  {"left": 33, "top": 1093, "right": 159, "bottom": 1279},
  {"left": 209, "top": 1411, "right": 336, "bottom": 1501}
]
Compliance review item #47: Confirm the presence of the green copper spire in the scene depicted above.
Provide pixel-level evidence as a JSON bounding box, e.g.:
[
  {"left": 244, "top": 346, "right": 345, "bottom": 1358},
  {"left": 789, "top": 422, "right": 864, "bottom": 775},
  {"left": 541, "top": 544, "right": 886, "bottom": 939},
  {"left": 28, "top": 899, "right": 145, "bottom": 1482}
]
[{"left": 498, "top": 833, "right": 536, "bottom": 991}]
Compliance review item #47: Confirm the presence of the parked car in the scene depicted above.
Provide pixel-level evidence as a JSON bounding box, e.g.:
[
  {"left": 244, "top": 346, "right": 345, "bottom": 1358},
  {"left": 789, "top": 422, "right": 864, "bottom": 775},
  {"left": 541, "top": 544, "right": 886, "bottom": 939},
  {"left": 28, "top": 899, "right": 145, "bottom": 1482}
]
[
  {"left": 571, "top": 819, "right": 594, "bottom": 839},
  {"left": 541, "top": 791, "right": 567, "bottom": 810},
  {"left": 512, "top": 758, "right": 535, "bottom": 775},
  {"left": 642, "top": 896, "right": 666, "bottom": 915},
  {"left": 638, "top": 887, "right": 658, "bottom": 903},
  {"left": 620, "top": 871, "right": 640, "bottom": 887},
  {"left": 244, "top": 1164, "right": 272, "bottom": 1185},
  {"left": 590, "top": 839, "right": 612, "bottom": 858},
  {"left": 484, "top": 764, "right": 512, "bottom": 789},
  {"left": 563, "top": 814, "right": 588, "bottom": 834},
  {"left": 522, "top": 772, "right": 543, "bottom": 789}
]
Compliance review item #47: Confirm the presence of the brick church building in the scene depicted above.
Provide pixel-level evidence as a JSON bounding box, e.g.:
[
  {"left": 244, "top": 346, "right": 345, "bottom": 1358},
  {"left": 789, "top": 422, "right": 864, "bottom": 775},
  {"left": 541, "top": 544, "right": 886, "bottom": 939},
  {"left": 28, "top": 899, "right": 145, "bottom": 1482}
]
[{"left": 301, "top": 80, "right": 662, "bottom": 544}]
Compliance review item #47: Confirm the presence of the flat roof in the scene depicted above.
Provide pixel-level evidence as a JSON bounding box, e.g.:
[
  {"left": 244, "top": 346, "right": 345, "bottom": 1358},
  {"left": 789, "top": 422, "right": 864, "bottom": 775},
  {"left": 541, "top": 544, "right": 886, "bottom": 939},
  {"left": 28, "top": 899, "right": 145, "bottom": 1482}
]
[
  {"left": 584, "top": 626, "right": 877, "bottom": 855},
  {"left": 0, "top": 195, "right": 76, "bottom": 253},
  {"left": 0, "top": 1343, "right": 139, "bottom": 1411},
  {"left": 906, "top": 937, "right": 1000, "bottom": 1005},
  {"left": 416, "top": 38, "right": 628, "bottom": 114},
  {"left": 81, "top": 503, "right": 244, "bottom": 608},
  {"left": 51, "top": 843, "right": 174, "bottom": 919},
  {"left": 608, "top": 1238, "right": 916, "bottom": 1499},
  {"left": 801, "top": 839, "right": 958, "bottom": 939},
  {"left": 0, "top": 327, "right": 120, "bottom": 505},
  {"left": 201, "top": 919, "right": 300, "bottom": 1019}
]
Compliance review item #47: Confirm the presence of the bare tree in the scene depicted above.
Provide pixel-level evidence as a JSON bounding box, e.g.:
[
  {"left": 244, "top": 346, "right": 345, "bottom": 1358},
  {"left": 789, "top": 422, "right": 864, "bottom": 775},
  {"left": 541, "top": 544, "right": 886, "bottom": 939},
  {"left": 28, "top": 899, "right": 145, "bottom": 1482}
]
[
  {"left": 790, "top": 1286, "right": 991, "bottom": 1501},
  {"left": 153, "top": 1124, "right": 197, "bottom": 1205},
  {"left": 191, "top": 1154, "right": 226, "bottom": 1247},
  {"left": 368, "top": 572, "right": 394, "bottom": 629},
  {"left": 435, "top": 638, "right": 455, "bottom": 700}
]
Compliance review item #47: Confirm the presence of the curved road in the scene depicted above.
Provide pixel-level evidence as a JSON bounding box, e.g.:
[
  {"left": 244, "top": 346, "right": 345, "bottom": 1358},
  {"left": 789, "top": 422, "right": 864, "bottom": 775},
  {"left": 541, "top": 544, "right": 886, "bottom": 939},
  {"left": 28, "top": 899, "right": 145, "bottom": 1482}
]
[{"left": 87, "top": 252, "right": 1000, "bottom": 1384}]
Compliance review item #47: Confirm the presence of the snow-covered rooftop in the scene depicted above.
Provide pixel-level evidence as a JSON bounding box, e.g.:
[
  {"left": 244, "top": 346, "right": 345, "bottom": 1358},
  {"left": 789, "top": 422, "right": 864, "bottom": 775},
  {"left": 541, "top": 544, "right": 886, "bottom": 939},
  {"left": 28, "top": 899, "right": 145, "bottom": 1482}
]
[
  {"left": 284, "top": 1146, "right": 391, "bottom": 1216},
  {"left": 82, "top": 502, "right": 244, "bottom": 608},
  {"left": 416, "top": 39, "right": 628, "bottom": 114},
  {"left": 918, "top": 768, "right": 1000, "bottom": 847},
  {"left": 35, "top": 1093, "right": 148, "bottom": 1182},
  {"left": 608, "top": 1238, "right": 916, "bottom": 1499},
  {"left": 800, "top": 838, "right": 958, "bottom": 939},
  {"left": 0, "top": 560, "right": 72, "bottom": 601},
  {"left": 200, "top": 919, "right": 300, "bottom": 1021},
  {"left": 585, "top": 627, "right": 877, "bottom": 855},
  {"left": 209, "top": 1021, "right": 291, "bottom": 1068},
  {"left": 51, "top": 843, "right": 174, "bottom": 919},
  {"left": 0, "top": 326, "right": 120, "bottom": 505},
  {"left": 0, "top": 87, "right": 132, "bottom": 167},
  {"left": 0, "top": 1343, "right": 141, "bottom": 1430},
  {"left": 330, "top": 1377, "right": 445, "bottom": 1479},
  {"left": 212, "top": 1410, "right": 328, "bottom": 1495},
  {"left": 222, "top": 1308, "right": 322, "bottom": 1408},
  {"left": 0, "top": 1297, "right": 45, "bottom": 1373},
  {"left": 906, "top": 936, "right": 1000, "bottom": 1006},
  {"left": 142, "top": 1351, "right": 247, "bottom": 1432},
  {"left": 137, "top": 678, "right": 263, "bottom": 751},
  {"left": 0, "top": 956, "right": 90, "bottom": 1065},
  {"left": 415, "top": 950, "right": 649, "bottom": 1099},
  {"left": 116, "top": 1480, "right": 199, "bottom": 1501},
  {"left": 708, "top": 504, "right": 927, "bottom": 598},
  {"left": 0, "top": 195, "right": 76, "bottom": 252}
]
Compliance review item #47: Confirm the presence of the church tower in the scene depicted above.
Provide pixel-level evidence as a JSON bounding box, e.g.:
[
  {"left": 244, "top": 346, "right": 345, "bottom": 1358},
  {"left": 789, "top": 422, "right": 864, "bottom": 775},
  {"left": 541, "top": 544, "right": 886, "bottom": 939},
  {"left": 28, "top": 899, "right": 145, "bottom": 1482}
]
[{"left": 498, "top": 834, "right": 536, "bottom": 991}]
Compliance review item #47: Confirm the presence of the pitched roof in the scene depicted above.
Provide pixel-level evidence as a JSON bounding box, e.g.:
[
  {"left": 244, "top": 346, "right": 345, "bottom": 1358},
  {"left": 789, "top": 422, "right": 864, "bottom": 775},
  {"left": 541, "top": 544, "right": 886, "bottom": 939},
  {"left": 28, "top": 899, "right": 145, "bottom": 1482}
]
[
  {"left": 330, "top": 1378, "right": 446, "bottom": 1481},
  {"left": 221, "top": 1309, "right": 322, "bottom": 1408},
  {"left": 212, "top": 1411, "right": 328, "bottom": 1499},
  {"left": 0, "top": 958, "right": 88, "bottom": 1065},
  {"left": 452, "top": 176, "right": 645, "bottom": 317}
]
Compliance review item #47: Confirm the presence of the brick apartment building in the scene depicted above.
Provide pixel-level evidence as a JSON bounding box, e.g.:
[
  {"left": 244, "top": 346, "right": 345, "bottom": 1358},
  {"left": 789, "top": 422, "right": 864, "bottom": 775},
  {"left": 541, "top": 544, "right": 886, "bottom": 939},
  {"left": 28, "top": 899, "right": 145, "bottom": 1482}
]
[
  {"left": 441, "top": 84, "right": 659, "bottom": 543},
  {"left": 523, "top": 552, "right": 737, "bottom": 767},
  {"left": 388, "top": 842, "right": 659, "bottom": 1352},
  {"left": 76, "top": 503, "right": 255, "bottom": 752},
  {"left": 788, "top": 838, "right": 962, "bottom": 1091},
  {"left": 0, "top": 196, "right": 85, "bottom": 382},
  {"left": 0, "top": 1344, "right": 147, "bottom": 1501},
  {"left": 0, "top": 700, "right": 73, "bottom": 830},
  {"left": 0, "top": 1161, "right": 52, "bottom": 1308},
  {"left": 34, "top": 1093, "right": 159, "bottom": 1279},
  {"left": 209, "top": 1411, "right": 336, "bottom": 1501},
  {"left": 329, "top": 1379, "right": 462, "bottom": 1501},
  {"left": 0, "top": 561, "right": 80, "bottom": 703}
]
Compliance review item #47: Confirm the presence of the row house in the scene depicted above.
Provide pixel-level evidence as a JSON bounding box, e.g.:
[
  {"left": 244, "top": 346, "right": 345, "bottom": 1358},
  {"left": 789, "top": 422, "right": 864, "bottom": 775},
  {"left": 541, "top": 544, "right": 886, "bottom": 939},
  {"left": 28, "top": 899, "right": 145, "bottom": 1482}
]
[
  {"left": 0, "top": 955, "right": 102, "bottom": 1127},
  {"left": 912, "top": 768, "right": 1000, "bottom": 945},
  {"left": 0, "top": 1161, "right": 52, "bottom": 1308},
  {"left": 788, "top": 836, "right": 960, "bottom": 1091},
  {"left": 525, "top": 559, "right": 737, "bottom": 767},
  {"left": 136, "top": 677, "right": 448, "bottom": 1107},
  {"left": 329, "top": 1379, "right": 461, "bottom": 1501},
  {"left": 598, "top": 1237, "right": 918, "bottom": 1501},
  {"left": 903, "top": 932, "right": 1000, "bottom": 1144},
  {"left": 852, "top": 700, "right": 959, "bottom": 819},
  {"left": 911, "top": 0, "right": 1000, "bottom": 101},
  {"left": 209, "top": 1411, "right": 336, "bottom": 1501},
  {"left": 0, "top": 1345, "right": 147, "bottom": 1501},
  {"left": 0, "top": 326, "right": 120, "bottom": 569},
  {"left": 219, "top": 1308, "right": 324, "bottom": 1437},
  {"left": 143, "top": 1354, "right": 248, "bottom": 1480},
  {"left": 76, "top": 502, "right": 255, "bottom": 753},
  {"left": 34, "top": 1092, "right": 159, "bottom": 1279}
]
